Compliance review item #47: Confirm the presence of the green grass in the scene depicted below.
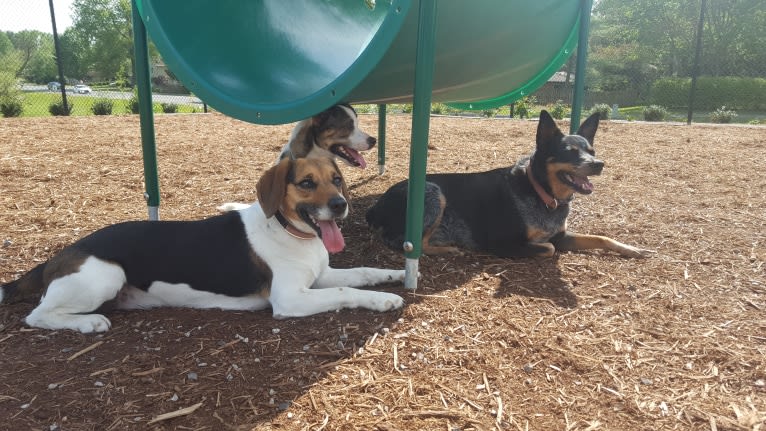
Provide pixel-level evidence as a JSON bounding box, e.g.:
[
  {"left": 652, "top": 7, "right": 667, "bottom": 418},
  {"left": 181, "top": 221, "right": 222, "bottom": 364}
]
[
  {"left": 616, "top": 105, "right": 765, "bottom": 124},
  {"left": 18, "top": 93, "right": 200, "bottom": 117}
]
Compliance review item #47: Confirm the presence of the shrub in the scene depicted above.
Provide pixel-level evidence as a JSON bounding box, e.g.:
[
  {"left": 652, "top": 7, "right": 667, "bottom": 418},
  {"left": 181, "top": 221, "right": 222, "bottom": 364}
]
[
  {"left": 431, "top": 103, "right": 446, "bottom": 114},
  {"left": 401, "top": 104, "right": 413, "bottom": 114},
  {"left": 0, "top": 71, "right": 24, "bottom": 117},
  {"left": 0, "top": 100, "right": 23, "bottom": 117},
  {"left": 481, "top": 108, "right": 497, "bottom": 118},
  {"left": 589, "top": 103, "right": 611, "bottom": 120},
  {"left": 549, "top": 100, "right": 568, "bottom": 119},
  {"left": 91, "top": 99, "right": 114, "bottom": 115},
  {"left": 709, "top": 106, "right": 737, "bottom": 123},
  {"left": 49, "top": 100, "right": 73, "bottom": 116},
  {"left": 642, "top": 105, "right": 668, "bottom": 122},
  {"left": 127, "top": 94, "right": 140, "bottom": 114},
  {"left": 161, "top": 102, "right": 178, "bottom": 113},
  {"left": 514, "top": 95, "right": 536, "bottom": 119}
]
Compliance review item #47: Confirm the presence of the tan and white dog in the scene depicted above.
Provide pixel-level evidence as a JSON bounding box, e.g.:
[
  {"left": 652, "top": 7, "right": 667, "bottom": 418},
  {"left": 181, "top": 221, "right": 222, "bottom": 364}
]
[{"left": 0, "top": 158, "right": 405, "bottom": 333}]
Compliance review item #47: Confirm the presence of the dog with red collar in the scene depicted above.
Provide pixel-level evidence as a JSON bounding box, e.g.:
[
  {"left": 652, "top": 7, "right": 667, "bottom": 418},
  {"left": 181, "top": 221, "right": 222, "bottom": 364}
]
[
  {"left": 1, "top": 158, "right": 404, "bottom": 333},
  {"left": 366, "top": 111, "right": 653, "bottom": 259}
]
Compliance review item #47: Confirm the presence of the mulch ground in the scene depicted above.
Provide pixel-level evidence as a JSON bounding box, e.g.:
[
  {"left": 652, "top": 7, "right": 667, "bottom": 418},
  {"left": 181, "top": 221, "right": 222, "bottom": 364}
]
[{"left": 0, "top": 113, "right": 764, "bottom": 431}]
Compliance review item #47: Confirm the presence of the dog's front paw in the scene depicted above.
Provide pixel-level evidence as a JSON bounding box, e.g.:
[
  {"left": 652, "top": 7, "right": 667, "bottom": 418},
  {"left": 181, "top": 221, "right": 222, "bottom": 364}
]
[
  {"left": 386, "top": 270, "right": 407, "bottom": 282},
  {"left": 369, "top": 292, "right": 404, "bottom": 312}
]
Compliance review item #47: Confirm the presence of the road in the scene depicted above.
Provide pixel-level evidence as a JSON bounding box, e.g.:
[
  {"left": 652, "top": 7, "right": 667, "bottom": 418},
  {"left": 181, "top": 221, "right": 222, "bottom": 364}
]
[{"left": 21, "top": 84, "right": 205, "bottom": 107}]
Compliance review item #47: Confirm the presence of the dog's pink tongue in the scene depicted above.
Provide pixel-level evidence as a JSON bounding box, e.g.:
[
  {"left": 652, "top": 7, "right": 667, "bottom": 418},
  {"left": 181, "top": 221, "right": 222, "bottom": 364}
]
[
  {"left": 318, "top": 220, "right": 345, "bottom": 253},
  {"left": 574, "top": 175, "right": 594, "bottom": 192},
  {"left": 347, "top": 148, "right": 367, "bottom": 169}
]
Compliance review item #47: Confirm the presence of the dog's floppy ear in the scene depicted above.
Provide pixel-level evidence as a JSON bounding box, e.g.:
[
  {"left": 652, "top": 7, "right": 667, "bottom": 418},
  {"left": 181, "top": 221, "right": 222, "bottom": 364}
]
[
  {"left": 536, "top": 110, "right": 564, "bottom": 150},
  {"left": 331, "top": 159, "right": 351, "bottom": 203},
  {"left": 576, "top": 112, "right": 600, "bottom": 145},
  {"left": 256, "top": 158, "right": 292, "bottom": 218},
  {"left": 312, "top": 105, "right": 335, "bottom": 127}
]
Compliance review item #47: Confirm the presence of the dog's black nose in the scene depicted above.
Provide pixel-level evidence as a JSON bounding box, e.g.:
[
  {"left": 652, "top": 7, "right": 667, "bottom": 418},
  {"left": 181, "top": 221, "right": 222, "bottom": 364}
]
[
  {"left": 592, "top": 159, "right": 605, "bottom": 173},
  {"left": 329, "top": 196, "right": 348, "bottom": 213},
  {"left": 367, "top": 136, "right": 377, "bottom": 148}
]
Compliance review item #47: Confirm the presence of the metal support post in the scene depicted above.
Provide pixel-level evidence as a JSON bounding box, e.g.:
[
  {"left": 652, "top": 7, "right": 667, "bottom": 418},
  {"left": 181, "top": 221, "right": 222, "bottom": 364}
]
[{"left": 403, "top": 0, "right": 438, "bottom": 290}]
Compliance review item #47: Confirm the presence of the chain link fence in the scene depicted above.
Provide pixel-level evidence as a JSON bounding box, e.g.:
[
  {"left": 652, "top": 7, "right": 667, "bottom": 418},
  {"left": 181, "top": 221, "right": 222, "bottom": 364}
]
[
  {"left": 1, "top": 0, "right": 764, "bottom": 123},
  {"left": 0, "top": 0, "right": 205, "bottom": 118}
]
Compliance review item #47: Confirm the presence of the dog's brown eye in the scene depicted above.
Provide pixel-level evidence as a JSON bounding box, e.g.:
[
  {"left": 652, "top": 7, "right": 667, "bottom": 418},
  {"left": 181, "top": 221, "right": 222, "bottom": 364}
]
[
  {"left": 332, "top": 176, "right": 342, "bottom": 187},
  {"left": 298, "top": 179, "right": 316, "bottom": 190}
]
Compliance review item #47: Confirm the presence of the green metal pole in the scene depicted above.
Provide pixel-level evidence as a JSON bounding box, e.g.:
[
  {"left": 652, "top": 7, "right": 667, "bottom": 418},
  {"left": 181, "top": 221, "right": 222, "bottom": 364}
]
[
  {"left": 131, "top": 0, "right": 160, "bottom": 220},
  {"left": 377, "top": 104, "right": 386, "bottom": 175},
  {"left": 403, "top": 0, "right": 438, "bottom": 291},
  {"left": 570, "top": 0, "right": 593, "bottom": 134},
  {"left": 687, "top": 0, "right": 706, "bottom": 125}
]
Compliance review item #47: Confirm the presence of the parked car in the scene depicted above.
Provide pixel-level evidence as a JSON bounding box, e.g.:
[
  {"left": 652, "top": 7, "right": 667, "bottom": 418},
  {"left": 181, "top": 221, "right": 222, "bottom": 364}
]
[
  {"left": 47, "top": 81, "right": 61, "bottom": 91},
  {"left": 74, "top": 84, "right": 92, "bottom": 94}
]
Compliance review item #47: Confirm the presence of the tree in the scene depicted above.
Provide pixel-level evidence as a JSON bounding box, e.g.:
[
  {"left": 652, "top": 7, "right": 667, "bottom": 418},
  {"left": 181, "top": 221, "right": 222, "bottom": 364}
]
[
  {"left": 59, "top": 28, "right": 90, "bottom": 81},
  {"left": 592, "top": 0, "right": 765, "bottom": 79},
  {"left": 0, "top": 32, "right": 13, "bottom": 57},
  {"left": 7, "top": 30, "right": 54, "bottom": 78},
  {"left": 70, "top": 0, "right": 133, "bottom": 81}
]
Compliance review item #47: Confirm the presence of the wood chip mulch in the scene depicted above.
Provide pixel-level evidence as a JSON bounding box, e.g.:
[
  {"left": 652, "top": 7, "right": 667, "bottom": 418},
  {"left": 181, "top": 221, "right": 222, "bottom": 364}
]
[{"left": 0, "top": 113, "right": 764, "bottom": 430}]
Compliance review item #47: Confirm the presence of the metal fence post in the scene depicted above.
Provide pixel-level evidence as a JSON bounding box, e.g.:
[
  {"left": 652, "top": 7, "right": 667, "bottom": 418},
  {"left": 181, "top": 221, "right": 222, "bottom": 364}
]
[
  {"left": 47, "top": 0, "right": 69, "bottom": 113},
  {"left": 687, "top": 0, "right": 707, "bottom": 125}
]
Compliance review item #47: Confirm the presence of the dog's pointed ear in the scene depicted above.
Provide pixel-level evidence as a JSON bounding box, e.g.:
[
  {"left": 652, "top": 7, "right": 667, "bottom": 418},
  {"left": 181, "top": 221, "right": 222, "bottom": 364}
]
[
  {"left": 257, "top": 158, "right": 292, "bottom": 218},
  {"left": 577, "top": 112, "right": 600, "bottom": 145},
  {"left": 536, "top": 110, "right": 563, "bottom": 150}
]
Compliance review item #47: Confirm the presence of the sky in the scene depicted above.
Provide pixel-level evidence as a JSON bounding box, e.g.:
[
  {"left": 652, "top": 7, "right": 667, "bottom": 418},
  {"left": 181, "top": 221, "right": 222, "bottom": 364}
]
[{"left": 0, "top": 0, "right": 75, "bottom": 33}]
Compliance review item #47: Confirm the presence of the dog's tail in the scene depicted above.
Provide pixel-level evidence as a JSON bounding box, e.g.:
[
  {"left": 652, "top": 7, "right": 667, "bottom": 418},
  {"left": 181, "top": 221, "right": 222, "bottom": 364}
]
[{"left": 1, "top": 262, "right": 47, "bottom": 304}]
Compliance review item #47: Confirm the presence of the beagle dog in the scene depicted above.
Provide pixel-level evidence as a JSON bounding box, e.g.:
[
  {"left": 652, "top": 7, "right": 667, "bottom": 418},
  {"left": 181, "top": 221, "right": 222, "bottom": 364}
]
[{"left": 1, "top": 158, "right": 405, "bottom": 333}]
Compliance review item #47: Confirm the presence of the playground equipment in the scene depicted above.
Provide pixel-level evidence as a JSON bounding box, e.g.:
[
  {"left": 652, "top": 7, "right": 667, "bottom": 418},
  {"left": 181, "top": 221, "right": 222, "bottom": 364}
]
[{"left": 131, "top": 0, "right": 594, "bottom": 290}]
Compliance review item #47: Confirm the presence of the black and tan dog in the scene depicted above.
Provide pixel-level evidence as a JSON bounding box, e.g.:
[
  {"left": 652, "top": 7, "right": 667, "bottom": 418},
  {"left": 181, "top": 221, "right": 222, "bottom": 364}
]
[{"left": 366, "top": 110, "right": 652, "bottom": 258}]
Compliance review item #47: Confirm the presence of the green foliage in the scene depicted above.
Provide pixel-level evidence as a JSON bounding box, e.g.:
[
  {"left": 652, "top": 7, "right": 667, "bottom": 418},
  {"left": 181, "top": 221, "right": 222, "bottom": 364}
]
[
  {"left": 592, "top": 0, "right": 765, "bottom": 80},
  {"left": 0, "top": 70, "right": 24, "bottom": 117},
  {"left": 351, "top": 104, "right": 377, "bottom": 114},
  {"left": 431, "top": 103, "right": 446, "bottom": 114},
  {"left": 651, "top": 77, "right": 766, "bottom": 110},
  {"left": 70, "top": 0, "right": 135, "bottom": 80},
  {"left": 1, "top": 100, "right": 23, "bottom": 117},
  {"left": 589, "top": 103, "right": 611, "bottom": 120},
  {"left": 642, "top": 105, "right": 668, "bottom": 121},
  {"left": 401, "top": 104, "right": 413, "bottom": 114},
  {"left": 709, "top": 106, "right": 737, "bottom": 123},
  {"left": 127, "top": 93, "right": 140, "bottom": 114},
  {"left": 161, "top": 102, "right": 178, "bottom": 113},
  {"left": 91, "top": 98, "right": 114, "bottom": 115},
  {"left": 514, "top": 96, "right": 536, "bottom": 119},
  {"left": 49, "top": 100, "right": 74, "bottom": 116},
  {"left": 481, "top": 108, "right": 497, "bottom": 118},
  {"left": 549, "top": 100, "right": 568, "bottom": 119}
]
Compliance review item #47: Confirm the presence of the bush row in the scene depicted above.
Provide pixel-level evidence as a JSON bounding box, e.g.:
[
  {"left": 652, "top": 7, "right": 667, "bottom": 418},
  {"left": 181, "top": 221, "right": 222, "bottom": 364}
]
[{"left": 651, "top": 76, "right": 766, "bottom": 110}]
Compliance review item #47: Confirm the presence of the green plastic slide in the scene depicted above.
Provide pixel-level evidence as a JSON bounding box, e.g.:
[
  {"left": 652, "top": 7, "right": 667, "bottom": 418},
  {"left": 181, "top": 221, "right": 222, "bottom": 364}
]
[{"left": 135, "top": 0, "right": 580, "bottom": 124}]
